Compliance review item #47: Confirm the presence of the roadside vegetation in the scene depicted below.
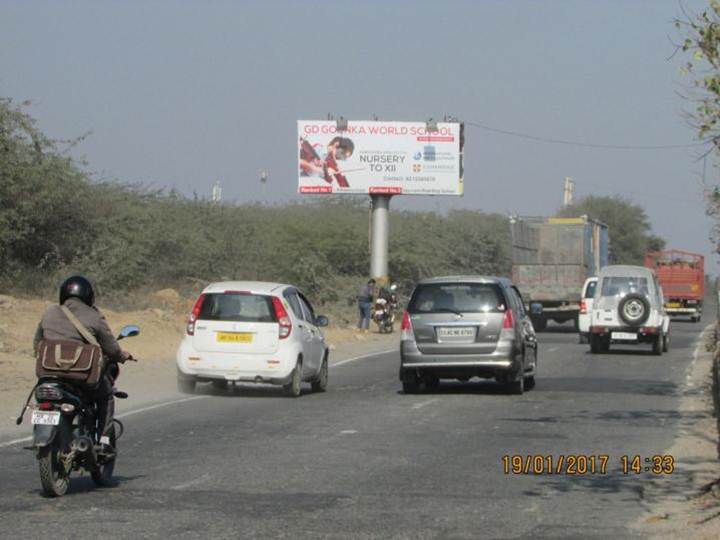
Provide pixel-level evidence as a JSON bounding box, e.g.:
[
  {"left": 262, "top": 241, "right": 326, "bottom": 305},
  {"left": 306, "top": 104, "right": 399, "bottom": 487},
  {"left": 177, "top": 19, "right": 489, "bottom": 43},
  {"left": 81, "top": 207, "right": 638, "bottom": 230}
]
[
  {"left": 558, "top": 195, "right": 666, "bottom": 264},
  {"left": 0, "top": 98, "right": 511, "bottom": 322}
]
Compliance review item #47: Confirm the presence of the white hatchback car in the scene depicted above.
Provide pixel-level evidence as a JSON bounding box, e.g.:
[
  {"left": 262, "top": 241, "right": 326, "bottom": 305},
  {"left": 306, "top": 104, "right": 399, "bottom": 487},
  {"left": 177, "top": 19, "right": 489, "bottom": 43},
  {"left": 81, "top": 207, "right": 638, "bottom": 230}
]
[
  {"left": 176, "top": 282, "right": 329, "bottom": 397},
  {"left": 578, "top": 277, "right": 598, "bottom": 344}
]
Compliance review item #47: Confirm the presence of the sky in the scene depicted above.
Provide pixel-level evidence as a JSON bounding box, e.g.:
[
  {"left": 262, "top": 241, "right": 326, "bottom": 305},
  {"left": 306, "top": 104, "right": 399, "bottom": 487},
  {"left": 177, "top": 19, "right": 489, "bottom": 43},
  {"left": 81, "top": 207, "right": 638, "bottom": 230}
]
[{"left": 2, "top": 0, "right": 717, "bottom": 271}]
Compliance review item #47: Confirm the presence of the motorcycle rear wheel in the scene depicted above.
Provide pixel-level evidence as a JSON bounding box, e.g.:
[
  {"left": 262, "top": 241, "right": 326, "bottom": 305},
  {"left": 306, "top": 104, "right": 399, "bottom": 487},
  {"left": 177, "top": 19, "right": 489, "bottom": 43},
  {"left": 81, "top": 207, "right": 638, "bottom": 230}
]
[
  {"left": 92, "top": 430, "right": 117, "bottom": 487},
  {"left": 38, "top": 444, "right": 69, "bottom": 497}
]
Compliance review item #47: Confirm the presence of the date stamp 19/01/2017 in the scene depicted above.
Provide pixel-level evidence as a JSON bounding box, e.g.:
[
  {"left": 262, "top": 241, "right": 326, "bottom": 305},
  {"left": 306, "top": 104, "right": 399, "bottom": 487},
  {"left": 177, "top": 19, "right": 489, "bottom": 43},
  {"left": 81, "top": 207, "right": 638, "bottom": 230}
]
[{"left": 502, "top": 454, "right": 676, "bottom": 476}]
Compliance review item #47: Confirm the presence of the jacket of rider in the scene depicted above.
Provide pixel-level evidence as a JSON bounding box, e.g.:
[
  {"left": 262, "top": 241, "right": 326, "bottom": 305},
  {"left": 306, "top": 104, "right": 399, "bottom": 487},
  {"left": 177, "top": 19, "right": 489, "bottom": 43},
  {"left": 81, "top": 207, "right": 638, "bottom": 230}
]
[{"left": 33, "top": 297, "right": 123, "bottom": 362}]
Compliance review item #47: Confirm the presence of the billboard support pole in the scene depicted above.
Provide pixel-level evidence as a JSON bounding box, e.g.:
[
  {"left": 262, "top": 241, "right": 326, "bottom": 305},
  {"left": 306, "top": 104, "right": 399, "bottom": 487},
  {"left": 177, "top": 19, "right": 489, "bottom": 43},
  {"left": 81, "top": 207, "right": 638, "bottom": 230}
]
[{"left": 370, "top": 194, "right": 391, "bottom": 286}]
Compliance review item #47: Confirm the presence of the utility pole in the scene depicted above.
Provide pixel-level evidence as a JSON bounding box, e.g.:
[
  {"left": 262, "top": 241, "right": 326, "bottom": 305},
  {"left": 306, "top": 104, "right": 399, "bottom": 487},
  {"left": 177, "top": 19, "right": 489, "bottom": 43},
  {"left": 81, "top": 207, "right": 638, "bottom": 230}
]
[
  {"left": 369, "top": 195, "right": 391, "bottom": 286},
  {"left": 212, "top": 180, "right": 222, "bottom": 204},
  {"left": 260, "top": 170, "right": 268, "bottom": 203},
  {"left": 563, "top": 176, "right": 575, "bottom": 207}
]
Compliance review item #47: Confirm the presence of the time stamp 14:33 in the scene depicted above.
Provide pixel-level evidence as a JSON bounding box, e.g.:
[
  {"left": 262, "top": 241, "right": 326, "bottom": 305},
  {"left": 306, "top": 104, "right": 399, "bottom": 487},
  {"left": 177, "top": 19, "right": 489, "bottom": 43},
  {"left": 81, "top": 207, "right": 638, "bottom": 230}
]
[{"left": 502, "top": 454, "right": 676, "bottom": 475}]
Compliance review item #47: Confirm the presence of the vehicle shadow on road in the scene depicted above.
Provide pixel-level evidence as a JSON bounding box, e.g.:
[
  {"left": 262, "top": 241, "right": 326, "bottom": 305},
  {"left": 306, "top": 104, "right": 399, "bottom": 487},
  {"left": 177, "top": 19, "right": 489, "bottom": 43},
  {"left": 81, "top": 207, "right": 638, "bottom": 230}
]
[
  {"left": 32, "top": 474, "right": 146, "bottom": 497},
  {"left": 193, "top": 384, "right": 312, "bottom": 399},
  {"left": 584, "top": 348, "right": 661, "bottom": 357},
  {"left": 538, "top": 325, "right": 577, "bottom": 335},
  {"left": 400, "top": 380, "right": 522, "bottom": 396}
]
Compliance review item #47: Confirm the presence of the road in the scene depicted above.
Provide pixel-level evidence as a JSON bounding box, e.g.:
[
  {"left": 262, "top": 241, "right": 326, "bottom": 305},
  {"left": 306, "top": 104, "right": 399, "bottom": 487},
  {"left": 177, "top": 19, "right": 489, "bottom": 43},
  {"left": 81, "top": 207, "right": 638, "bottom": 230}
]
[{"left": 0, "top": 319, "right": 709, "bottom": 539}]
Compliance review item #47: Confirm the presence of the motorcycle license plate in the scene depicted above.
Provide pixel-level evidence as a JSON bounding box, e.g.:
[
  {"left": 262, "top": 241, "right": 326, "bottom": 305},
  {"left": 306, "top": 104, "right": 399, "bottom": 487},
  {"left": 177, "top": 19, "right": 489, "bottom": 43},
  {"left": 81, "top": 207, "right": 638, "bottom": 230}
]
[
  {"left": 31, "top": 410, "right": 60, "bottom": 426},
  {"left": 216, "top": 332, "right": 253, "bottom": 343}
]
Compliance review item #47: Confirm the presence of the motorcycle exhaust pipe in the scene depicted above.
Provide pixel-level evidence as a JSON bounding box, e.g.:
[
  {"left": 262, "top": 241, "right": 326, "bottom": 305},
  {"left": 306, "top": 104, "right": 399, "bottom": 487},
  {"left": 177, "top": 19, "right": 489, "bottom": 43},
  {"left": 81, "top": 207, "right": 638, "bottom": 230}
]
[{"left": 75, "top": 436, "right": 93, "bottom": 453}]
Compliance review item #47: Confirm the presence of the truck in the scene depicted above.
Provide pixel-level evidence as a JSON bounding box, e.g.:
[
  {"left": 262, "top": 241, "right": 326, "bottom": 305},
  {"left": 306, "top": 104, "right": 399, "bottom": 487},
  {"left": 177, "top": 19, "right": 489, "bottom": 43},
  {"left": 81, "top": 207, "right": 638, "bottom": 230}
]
[
  {"left": 644, "top": 249, "right": 704, "bottom": 322},
  {"left": 510, "top": 216, "right": 609, "bottom": 331}
]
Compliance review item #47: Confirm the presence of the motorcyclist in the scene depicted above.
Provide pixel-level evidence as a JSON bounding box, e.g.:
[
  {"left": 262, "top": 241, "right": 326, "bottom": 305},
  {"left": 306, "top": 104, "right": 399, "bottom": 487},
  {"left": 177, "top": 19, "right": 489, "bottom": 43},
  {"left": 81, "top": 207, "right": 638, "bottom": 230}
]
[{"left": 33, "top": 275, "right": 132, "bottom": 451}]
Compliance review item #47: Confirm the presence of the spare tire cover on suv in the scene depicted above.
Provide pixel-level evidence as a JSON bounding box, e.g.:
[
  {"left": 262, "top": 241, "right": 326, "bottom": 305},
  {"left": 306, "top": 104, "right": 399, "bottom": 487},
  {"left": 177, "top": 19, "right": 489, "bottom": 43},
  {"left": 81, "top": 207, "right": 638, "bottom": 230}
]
[{"left": 618, "top": 293, "right": 650, "bottom": 326}]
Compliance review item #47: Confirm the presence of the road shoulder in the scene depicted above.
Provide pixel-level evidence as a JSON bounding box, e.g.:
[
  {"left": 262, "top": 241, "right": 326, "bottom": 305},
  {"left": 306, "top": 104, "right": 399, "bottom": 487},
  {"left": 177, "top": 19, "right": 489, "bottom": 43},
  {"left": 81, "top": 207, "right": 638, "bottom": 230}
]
[{"left": 632, "top": 325, "right": 720, "bottom": 538}]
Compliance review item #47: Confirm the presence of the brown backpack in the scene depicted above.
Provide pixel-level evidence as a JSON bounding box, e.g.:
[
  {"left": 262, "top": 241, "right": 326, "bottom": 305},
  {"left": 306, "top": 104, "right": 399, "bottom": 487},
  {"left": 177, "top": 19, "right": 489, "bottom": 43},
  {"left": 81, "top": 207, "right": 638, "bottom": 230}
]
[{"left": 35, "top": 306, "right": 105, "bottom": 386}]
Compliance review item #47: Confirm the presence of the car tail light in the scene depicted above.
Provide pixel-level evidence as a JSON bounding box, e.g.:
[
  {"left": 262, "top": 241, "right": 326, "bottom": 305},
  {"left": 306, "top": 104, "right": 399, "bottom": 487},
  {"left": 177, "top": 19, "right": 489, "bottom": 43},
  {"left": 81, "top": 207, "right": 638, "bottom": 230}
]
[
  {"left": 400, "top": 311, "right": 413, "bottom": 340},
  {"left": 272, "top": 297, "right": 292, "bottom": 339},
  {"left": 186, "top": 293, "right": 206, "bottom": 336},
  {"left": 503, "top": 309, "right": 514, "bottom": 329},
  {"left": 641, "top": 326, "right": 659, "bottom": 334},
  {"left": 580, "top": 301, "right": 587, "bottom": 314}
]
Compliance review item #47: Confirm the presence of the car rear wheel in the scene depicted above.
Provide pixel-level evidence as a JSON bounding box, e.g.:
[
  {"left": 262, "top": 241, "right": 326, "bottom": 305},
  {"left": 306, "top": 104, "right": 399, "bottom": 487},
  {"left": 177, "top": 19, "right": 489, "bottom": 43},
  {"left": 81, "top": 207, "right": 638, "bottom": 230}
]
[
  {"left": 652, "top": 335, "right": 663, "bottom": 356},
  {"left": 508, "top": 374, "right": 524, "bottom": 395},
  {"left": 662, "top": 334, "right": 670, "bottom": 353},
  {"left": 590, "top": 335, "right": 601, "bottom": 354},
  {"left": 524, "top": 375, "right": 536, "bottom": 390},
  {"left": 284, "top": 361, "right": 302, "bottom": 397},
  {"left": 401, "top": 370, "right": 420, "bottom": 394},
  {"left": 311, "top": 355, "right": 328, "bottom": 393}
]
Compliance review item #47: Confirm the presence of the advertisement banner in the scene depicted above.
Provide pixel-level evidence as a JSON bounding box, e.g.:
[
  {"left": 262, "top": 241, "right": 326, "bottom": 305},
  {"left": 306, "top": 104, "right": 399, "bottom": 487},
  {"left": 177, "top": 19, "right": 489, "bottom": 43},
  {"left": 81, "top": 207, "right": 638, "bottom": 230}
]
[{"left": 298, "top": 120, "right": 463, "bottom": 196}]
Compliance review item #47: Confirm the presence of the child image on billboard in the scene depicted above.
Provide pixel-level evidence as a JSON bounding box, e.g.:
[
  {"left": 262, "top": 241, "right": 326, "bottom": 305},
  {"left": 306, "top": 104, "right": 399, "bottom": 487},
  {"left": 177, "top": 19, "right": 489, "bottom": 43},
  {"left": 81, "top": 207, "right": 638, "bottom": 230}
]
[{"left": 299, "top": 136, "right": 355, "bottom": 188}]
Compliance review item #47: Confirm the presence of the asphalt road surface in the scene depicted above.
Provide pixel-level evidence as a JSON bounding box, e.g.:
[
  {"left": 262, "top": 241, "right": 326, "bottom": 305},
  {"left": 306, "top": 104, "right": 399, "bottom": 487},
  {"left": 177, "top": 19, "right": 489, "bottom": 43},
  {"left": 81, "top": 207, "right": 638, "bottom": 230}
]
[{"left": 0, "top": 319, "right": 709, "bottom": 539}]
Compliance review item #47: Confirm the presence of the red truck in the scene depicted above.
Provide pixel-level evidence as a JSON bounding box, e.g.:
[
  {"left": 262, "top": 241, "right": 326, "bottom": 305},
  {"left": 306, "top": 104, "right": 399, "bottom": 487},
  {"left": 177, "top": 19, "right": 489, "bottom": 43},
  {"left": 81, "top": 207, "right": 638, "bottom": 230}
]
[{"left": 644, "top": 249, "right": 705, "bottom": 322}]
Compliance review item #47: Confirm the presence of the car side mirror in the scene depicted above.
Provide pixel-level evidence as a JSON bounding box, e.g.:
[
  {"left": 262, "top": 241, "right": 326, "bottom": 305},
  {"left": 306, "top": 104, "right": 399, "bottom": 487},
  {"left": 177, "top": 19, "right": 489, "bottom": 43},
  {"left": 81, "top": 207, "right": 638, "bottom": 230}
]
[
  {"left": 315, "top": 315, "right": 329, "bottom": 328},
  {"left": 118, "top": 324, "right": 140, "bottom": 340}
]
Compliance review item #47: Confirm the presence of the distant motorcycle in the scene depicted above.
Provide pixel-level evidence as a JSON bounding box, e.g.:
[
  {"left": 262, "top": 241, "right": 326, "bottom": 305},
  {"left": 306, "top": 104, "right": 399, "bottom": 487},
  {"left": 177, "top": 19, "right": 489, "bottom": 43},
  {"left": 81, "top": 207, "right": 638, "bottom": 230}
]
[
  {"left": 17, "top": 324, "right": 140, "bottom": 497},
  {"left": 373, "top": 284, "right": 399, "bottom": 333}
]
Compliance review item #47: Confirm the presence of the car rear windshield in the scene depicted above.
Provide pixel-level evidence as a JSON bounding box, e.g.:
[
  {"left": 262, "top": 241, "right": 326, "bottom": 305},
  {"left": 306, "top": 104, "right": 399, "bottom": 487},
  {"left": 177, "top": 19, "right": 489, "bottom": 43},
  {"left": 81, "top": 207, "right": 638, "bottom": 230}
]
[
  {"left": 408, "top": 283, "right": 506, "bottom": 314},
  {"left": 198, "top": 293, "right": 277, "bottom": 322},
  {"left": 584, "top": 281, "right": 597, "bottom": 298},
  {"left": 599, "top": 277, "right": 648, "bottom": 297}
]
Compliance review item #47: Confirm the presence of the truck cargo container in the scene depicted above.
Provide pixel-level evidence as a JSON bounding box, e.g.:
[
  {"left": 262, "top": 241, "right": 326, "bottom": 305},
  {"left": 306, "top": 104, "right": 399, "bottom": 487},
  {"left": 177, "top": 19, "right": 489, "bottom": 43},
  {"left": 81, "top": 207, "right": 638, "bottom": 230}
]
[
  {"left": 510, "top": 216, "right": 609, "bottom": 331},
  {"left": 644, "top": 249, "right": 704, "bottom": 322}
]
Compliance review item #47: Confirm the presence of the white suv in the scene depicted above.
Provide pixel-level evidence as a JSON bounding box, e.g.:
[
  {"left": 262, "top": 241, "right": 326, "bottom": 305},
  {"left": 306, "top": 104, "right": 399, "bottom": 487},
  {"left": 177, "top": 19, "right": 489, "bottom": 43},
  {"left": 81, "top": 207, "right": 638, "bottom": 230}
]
[
  {"left": 589, "top": 266, "right": 670, "bottom": 355},
  {"left": 578, "top": 277, "right": 598, "bottom": 344},
  {"left": 176, "top": 282, "right": 329, "bottom": 396}
]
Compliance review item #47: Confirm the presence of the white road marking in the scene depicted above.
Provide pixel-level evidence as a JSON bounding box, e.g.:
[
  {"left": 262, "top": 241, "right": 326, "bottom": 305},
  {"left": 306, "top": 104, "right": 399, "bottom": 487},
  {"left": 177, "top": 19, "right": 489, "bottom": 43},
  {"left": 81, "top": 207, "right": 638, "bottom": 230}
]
[
  {"left": 171, "top": 472, "right": 212, "bottom": 490},
  {"left": 546, "top": 347, "right": 559, "bottom": 352},
  {"left": 1, "top": 349, "right": 392, "bottom": 449},
  {"left": 340, "top": 430, "right": 357, "bottom": 434},
  {"left": 412, "top": 398, "right": 438, "bottom": 410},
  {"left": 0, "top": 436, "right": 32, "bottom": 449},
  {"left": 116, "top": 395, "right": 208, "bottom": 419},
  {"left": 0, "top": 395, "right": 209, "bottom": 449},
  {"left": 331, "top": 348, "right": 396, "bottom": 367}
]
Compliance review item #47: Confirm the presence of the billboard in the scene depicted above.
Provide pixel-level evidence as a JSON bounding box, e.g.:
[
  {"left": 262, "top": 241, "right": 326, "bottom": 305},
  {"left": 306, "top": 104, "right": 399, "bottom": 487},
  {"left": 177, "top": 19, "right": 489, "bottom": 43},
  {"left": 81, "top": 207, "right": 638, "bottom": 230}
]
[{"left": 298, "top": 120, "right": 463, "bottom": 196}]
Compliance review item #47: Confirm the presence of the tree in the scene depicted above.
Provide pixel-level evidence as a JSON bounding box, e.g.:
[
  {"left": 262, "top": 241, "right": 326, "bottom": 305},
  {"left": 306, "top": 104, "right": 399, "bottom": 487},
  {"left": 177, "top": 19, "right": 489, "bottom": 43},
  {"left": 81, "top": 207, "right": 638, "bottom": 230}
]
[
  {"left": 558, "top": 195, "right": 665, "bottom": 264},
  {"left": 676, "top": 2, "right": 720, "bottom": 251}
]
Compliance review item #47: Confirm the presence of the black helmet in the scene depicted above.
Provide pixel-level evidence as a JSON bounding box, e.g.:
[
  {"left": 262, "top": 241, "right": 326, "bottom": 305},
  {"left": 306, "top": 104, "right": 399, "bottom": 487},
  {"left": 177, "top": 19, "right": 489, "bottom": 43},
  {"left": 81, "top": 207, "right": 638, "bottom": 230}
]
[{"left": 59, "top": 275, "right": 95, "bottom": 306}]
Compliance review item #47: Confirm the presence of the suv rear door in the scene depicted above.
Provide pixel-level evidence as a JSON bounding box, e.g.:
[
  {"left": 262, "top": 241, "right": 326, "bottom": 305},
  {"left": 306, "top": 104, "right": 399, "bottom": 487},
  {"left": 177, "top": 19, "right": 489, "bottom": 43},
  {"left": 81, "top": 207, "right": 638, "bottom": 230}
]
[
  {"left": 192, "top": 292, "right": 279, "bottom": 354},
  {"left": 408, "top": 281, "right": 508, "bottom": 355}
]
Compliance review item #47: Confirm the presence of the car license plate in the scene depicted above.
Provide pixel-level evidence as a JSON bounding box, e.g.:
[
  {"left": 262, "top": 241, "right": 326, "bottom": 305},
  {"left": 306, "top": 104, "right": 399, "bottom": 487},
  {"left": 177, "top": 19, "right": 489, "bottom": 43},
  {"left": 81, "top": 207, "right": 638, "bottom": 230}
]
[
  {"left": 666, "top": 302, "right": 681, "bottom": 309},
  {"left": 216, "top": 332, "right": 253, "bottom": 343},
  {"left": 437, "top": 327, "right": 476, "bottom": 339},
  {"left": 612, "top": 332, "right": 637, "bottom": 340},
  {"left": 31, "top": 410, "right": 60, "bottom": 426}
]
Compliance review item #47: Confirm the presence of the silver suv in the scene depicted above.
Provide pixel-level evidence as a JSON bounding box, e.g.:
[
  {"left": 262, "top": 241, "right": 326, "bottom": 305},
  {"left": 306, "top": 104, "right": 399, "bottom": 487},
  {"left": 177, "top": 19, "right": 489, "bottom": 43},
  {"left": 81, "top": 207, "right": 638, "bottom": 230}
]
[
  {"left": 589, "top": 265, "right": 670, "bottom": 355},
  {"left": 399, "top": 276, "right": 538, "bottom": 395}
]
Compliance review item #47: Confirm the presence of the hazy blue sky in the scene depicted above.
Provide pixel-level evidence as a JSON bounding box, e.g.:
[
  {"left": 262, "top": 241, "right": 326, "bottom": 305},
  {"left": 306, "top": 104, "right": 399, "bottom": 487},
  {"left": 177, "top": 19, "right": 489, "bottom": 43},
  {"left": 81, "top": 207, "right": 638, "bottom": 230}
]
[{"left": 2, "top": 0, "right": 716, "bottom": 270}]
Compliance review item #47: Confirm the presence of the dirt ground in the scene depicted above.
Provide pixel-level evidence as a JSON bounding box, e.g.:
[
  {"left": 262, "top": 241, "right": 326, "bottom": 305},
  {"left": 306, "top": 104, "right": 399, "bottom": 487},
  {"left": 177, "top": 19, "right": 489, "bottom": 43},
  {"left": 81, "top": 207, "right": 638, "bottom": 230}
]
[
  {"left": 0, "top": 291, "right": 395, "bottom": 439},
  {"left": 632, "top": 327, "right": 720, "bottom": 538}
]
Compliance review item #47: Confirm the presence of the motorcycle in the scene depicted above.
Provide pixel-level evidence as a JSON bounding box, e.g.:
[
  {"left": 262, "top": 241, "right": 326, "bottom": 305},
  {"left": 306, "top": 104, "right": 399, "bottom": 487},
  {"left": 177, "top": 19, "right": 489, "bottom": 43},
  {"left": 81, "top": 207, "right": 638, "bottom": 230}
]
[
  {"left": 373, "top": 284, "right": 399, "bottom": 334},
  {"left": 17, "top": 324, "right": 140, "bottom": 497}
]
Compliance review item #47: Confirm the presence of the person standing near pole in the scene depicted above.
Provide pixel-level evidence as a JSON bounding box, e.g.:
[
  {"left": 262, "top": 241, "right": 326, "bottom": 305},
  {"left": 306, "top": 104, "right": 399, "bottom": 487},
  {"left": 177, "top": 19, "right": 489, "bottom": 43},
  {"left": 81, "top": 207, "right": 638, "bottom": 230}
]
[{"left": 357, "top": 278, "right": 376, "bottom": 332}]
